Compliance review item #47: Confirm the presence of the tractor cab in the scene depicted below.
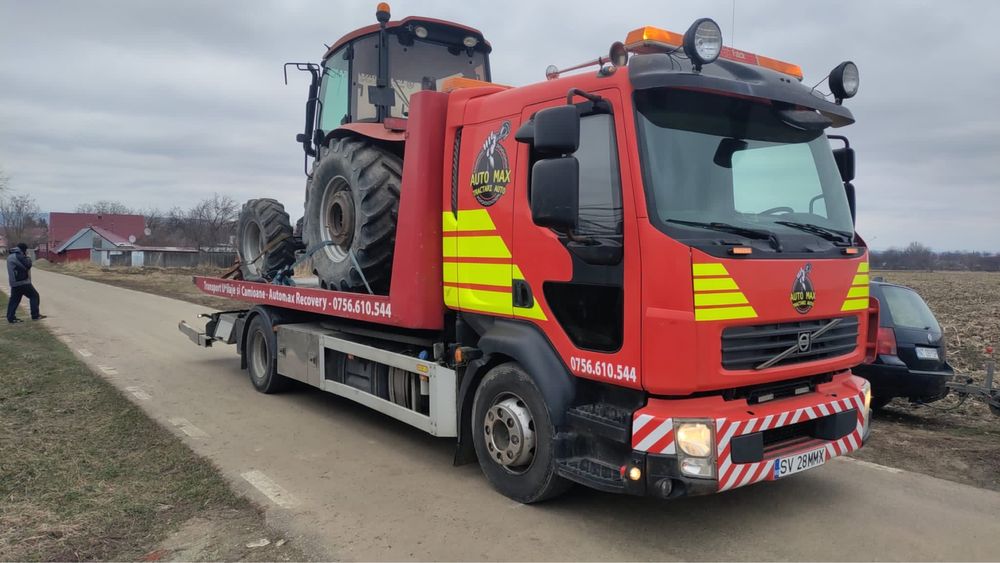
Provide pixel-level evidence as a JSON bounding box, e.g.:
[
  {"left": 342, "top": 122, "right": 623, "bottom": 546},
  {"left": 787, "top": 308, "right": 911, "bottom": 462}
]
[{"left": 317, "top": 4, "right": 491, "bottom": 131}]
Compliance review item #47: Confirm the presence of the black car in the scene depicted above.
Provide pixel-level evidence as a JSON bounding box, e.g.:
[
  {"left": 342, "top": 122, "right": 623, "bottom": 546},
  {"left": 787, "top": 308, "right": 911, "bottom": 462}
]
[{"left": 853, "top": 279, "right": 954, "bottom": 410}]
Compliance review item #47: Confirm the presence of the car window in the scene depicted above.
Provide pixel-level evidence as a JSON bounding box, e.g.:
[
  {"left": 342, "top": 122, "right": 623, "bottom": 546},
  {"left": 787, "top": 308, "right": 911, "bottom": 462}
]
[{"left": 881, "top": 285, "right": 940, "bottom": 331}]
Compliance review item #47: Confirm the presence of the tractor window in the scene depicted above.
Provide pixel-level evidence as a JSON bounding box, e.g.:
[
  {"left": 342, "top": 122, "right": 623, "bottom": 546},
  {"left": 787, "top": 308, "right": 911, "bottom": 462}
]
[
  {"left": 319, "top": 51, "right": 350, "bottom": 132},
  {"left": 349, "top": 33, "right": 488, "bottom": 121}
]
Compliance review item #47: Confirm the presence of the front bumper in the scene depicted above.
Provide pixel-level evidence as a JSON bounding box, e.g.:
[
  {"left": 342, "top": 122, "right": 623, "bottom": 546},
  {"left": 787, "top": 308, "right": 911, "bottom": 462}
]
[{"left": 630, "top": 372, "right": 870, "bottom": 497}]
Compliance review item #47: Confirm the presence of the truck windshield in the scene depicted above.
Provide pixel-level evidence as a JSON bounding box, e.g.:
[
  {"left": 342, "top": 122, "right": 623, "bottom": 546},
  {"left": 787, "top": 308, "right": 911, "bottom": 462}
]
[
  {"left": 634, "top": 88, "right": 854, "bottom": 250},
  {"left": 351, "top": 34, "right": 487, "bottom": 121}
]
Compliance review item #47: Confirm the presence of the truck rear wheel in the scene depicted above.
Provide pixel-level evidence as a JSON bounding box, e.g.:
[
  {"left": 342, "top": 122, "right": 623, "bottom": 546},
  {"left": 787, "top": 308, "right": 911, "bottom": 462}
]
[
  {"left": 471, "top": 363, "right": 571, "bottom": 503},
  {"left": 237, "top": 199, "right": 296, "bottom": 281},
  {"left": 245, "top": 314, "right": 290, "bottom": 394},
  {"left": 304, "top": 137, "right": 401, "bottom": 294}
]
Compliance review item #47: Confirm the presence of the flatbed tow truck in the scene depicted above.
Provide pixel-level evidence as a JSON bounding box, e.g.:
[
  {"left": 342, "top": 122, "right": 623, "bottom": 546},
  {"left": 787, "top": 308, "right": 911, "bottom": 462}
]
[{"left": 182, "top": 6, "right": 877, "bottom": 502}]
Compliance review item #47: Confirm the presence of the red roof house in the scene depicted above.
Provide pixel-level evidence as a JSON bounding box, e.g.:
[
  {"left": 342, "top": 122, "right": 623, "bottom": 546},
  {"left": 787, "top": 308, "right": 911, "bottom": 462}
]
[{"left": 48, "top": 212, "right": 145, "bottom": 250}]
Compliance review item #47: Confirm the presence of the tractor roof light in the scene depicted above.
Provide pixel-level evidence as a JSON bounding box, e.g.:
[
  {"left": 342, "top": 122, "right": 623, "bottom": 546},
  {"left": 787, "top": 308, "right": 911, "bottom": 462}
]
[
  {"left": 683, "top": 18, "right": 723, "bottom": 71},
  {"left": 463, "top": 36, "right": 479, "bottom": 48},
  {"left": 829, "top": 61, "right": 859, "bottom": 104},
  {"left": 375, "top": 2, "right": 391, "bottom": 23}
]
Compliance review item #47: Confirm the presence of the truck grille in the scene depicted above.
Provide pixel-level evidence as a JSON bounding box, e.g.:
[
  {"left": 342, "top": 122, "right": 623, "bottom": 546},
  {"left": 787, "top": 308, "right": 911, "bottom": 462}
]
[{"left": 721, "top": 316, "right": 859, "bottom": 371}]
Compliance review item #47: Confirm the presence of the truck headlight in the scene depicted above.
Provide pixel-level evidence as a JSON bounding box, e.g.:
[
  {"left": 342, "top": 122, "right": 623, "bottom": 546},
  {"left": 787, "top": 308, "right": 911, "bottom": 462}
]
[{"left": 676, "top": 421, "right": 713, "bottom": 457}]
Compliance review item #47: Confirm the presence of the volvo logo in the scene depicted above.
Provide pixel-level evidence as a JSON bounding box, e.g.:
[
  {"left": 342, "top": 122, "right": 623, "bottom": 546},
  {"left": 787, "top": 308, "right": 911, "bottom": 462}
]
[{"left": 797, "top": 332, "right": 812, "bottom": 353}]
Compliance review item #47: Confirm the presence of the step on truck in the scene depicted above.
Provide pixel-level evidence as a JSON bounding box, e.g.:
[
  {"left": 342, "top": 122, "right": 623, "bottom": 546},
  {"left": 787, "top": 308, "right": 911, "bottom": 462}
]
[{"left": 181, "top": 4, "right": 878, "bottom": 503}]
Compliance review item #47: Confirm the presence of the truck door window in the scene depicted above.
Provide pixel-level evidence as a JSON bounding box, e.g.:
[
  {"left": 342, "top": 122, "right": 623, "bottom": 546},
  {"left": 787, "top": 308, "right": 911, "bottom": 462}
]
[
  {"left": 576, "top": 114, "right": 624, "bottom": 237},
  {"left": 541, "top": 112, "right": 624, "bottom": 353},
  {"left": 319, "top": 51, "right": 350, "bottom": 133}
]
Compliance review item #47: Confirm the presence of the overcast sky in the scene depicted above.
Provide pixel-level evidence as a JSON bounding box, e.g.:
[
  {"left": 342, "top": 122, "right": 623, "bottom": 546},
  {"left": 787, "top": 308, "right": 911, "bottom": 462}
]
[{"left": 2, "top": 0, "right": 998, "bottom": 251}]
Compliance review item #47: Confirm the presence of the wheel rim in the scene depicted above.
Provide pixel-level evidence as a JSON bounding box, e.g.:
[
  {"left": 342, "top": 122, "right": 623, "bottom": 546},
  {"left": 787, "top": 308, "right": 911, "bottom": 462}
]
[
  {"left": 249, "top": 330, "right": 268, "bottom": 382},
  {"left": 320, "top": 176, "right": 353, "bottom": 263},
  {"left": 483, "top": 393, "right": 536, "bottom": 474},
  {"left": 240, "top": 221, "right": 264, "bottom": 277}
]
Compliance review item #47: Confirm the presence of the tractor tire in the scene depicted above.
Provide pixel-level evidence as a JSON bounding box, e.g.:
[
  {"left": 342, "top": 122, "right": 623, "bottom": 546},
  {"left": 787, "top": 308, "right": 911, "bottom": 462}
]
[
  {"left": 471, "top": 362, "right": 572, "bottom": 503},
  {"left": 237, "top": 198, "right": 296, "bottom": 281},
  {"left": 303, "top": 137, "right": 401, "bottom": 294}
]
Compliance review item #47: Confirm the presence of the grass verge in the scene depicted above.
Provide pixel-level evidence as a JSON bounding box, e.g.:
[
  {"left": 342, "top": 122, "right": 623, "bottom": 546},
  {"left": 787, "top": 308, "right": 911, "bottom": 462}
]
[{"left": 0, "top": 293, "right": 303, "bottom": 561}]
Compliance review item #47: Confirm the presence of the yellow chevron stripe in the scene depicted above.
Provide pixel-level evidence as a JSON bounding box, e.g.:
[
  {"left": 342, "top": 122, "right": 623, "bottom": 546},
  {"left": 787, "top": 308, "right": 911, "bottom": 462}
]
[
  {"left": 693, "top": 277, "right": 739, "bottom": 292},
  {"left": 852, "top": 274, "right": 869, "bottom": 286},
  {"left": 443, "top": 262, "right": 512, "bottom": 287},
  {"left": 442, "top": 209, "right": 496, "bottom": 232},
  {"left": 847, "top": 286, "right": 869, "bottom": 299},
  {"left": 695, "top": 306, "right": 758, "bottom": 321},
  {"left": 451, "top": 287, "right": 512, "bottom": 316},
  {"left": 694, "top": 291, "right": 749, "bottom": 307},
  {"left": 841, "top": 298, "right": 869, "bottom": 312},
  {"left": 442, "top": 236, "right": 511, "bottom": 259},
  {"left": 692, "top": 263, "right": 729, "bottom": 277},
  {"left": 444, "top": 285, "right": 459, "bottom": 308},
  {"left": 857, "top": 261, "right": 869, "bottom": 273}
]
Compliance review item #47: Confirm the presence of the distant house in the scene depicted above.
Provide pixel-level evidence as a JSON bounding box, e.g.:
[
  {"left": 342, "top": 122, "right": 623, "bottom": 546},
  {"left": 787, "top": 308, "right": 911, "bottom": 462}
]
[
  {"left": 51, "top": 225, "right": 135, "bottom": 264},
  {"left": 48, "top": 212, "right": 145, "bottom": 251}
]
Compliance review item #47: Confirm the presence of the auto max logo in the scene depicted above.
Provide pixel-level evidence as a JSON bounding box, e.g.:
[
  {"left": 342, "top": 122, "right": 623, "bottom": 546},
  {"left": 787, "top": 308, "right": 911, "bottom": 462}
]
[
  {"left": 471, "top": 121, "right": 511, "bottom": 207},
  {"left": 790, "top": 263, "right": 816, "bottom": 314}
]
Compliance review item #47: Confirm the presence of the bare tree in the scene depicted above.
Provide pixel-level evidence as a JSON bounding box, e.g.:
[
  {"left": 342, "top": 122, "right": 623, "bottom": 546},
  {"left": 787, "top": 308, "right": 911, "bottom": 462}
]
[
  {"left": 186, "top": 193, "right": 238, "bottom": 250},
  {"left": 75, "top": 200, "right": 134, "bottom": 215},
  {"left": 0, "top": 193, "right": 41, "bottom": 247}
]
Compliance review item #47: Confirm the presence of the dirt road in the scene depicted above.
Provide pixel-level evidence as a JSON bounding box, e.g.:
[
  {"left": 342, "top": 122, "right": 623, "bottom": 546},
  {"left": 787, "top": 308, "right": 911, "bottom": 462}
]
[{"left": 20, "top": 269, "right": 1000, "bottom": 561}]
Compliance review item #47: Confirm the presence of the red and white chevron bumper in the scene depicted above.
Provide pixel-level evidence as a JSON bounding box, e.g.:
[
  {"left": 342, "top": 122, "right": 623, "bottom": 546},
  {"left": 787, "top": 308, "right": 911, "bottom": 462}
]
[{"left": 632, "top": 372, "right": 870, "bottom": 494}]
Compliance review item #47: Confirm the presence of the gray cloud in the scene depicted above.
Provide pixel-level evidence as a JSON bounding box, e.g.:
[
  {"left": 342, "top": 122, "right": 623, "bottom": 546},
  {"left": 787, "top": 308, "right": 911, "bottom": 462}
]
[{"left": 1, "top": 0, "right": 998, "bottom": 250}]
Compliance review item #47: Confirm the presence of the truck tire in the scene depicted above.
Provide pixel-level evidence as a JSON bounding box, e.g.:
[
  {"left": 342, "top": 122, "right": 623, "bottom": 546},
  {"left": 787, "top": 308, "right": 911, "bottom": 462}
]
[
  {"left": 304, "top": 137, "right": 401, "bottom": 294},
  {"left": 237, "top": 199, "right": 296, "bottom": 281},
  {"left": 245, "top": 314, "right": 290, "bottom": 393},
  {"left": 471, "top": 362, "right": 572, "bottom": 503}
]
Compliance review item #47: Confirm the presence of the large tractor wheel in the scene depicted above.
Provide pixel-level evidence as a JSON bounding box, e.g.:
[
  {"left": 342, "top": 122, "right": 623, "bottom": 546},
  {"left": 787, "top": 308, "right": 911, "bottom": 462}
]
[
  {"left": 304, "top": 137, "right": 401, "bottom": 294},
  {"left": 237, "top": 199, "right": 296, "bottom": 281}
]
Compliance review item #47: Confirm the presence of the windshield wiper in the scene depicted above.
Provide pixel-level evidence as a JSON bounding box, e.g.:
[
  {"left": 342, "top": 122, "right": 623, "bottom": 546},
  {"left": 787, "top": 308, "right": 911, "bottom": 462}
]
[
  {"left": 774, "top": 221, "right": 853, "bottom": 245},
  {"left": 666, "top": 219, "right": 782, "bottom": 251}
]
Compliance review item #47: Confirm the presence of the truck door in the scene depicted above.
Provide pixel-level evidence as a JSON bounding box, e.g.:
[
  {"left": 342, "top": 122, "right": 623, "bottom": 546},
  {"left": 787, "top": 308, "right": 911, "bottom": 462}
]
[
  {"left": 443, "top": 118, "right": 519, "bottom": 318},
  {"left": 511, "top": 91, "right": 642, "bottom": 388}
]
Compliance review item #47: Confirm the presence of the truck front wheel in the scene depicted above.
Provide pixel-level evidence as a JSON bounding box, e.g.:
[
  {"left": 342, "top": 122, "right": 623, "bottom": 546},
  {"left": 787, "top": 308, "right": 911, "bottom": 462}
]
[
  {"left": 471, "top": 363, "right": 571, "bottom": 503},
  {"left": 245, "top": 314, "right": 289, "bottom": 394}
]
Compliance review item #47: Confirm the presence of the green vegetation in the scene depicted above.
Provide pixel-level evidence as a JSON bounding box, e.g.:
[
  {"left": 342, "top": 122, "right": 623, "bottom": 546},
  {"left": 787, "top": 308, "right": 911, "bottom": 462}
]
[{"left": 0, "top": 293, "right": 291, "bottom": 561}]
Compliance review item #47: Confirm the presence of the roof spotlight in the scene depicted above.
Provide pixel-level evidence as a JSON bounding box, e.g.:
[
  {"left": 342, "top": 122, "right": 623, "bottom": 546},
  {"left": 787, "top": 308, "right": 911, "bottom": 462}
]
[
  {"left": 683, "top": 18, "right": 722, "bottom": 71},
  {"left": 413, "top": 25, "right": 428, "bottom": 39},
  {"left": 829, "top": 61, "right": 859, "bottom": 104},
  {"left": 463, "top": 36, "right": 479, "bottom": 48}
]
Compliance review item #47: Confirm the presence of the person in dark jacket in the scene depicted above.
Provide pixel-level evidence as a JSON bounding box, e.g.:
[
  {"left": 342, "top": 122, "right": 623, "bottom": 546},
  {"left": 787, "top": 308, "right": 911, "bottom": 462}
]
[{"left": 6, "top": 243, "right": 45, "bottom": 323}]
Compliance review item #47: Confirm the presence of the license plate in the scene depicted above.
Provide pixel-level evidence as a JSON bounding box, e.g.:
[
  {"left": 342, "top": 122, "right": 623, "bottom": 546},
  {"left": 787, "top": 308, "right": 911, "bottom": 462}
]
[
  {"left": 916, "top": 347, "right": 940, "bottom": 360},
  {"left": 773, "top": 447, "right": 826, "bottom": 479}
]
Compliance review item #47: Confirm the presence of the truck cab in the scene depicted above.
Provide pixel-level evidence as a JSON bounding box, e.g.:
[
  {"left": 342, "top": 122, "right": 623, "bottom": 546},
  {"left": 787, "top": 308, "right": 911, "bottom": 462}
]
[{"left": 441, "top": 24, "right": 874, "bottom": 497}]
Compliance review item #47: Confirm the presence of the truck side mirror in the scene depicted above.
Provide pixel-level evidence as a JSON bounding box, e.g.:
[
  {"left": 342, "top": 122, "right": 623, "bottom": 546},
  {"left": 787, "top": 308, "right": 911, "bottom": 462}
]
[
  {"left": 833, "top": 147, "right": 855, "bottom": 182},
  {"left": 845, "top": 181, "right": 856, "bottom": 225},
  {"left": 531, "top": 156, "right": 579, "bottom": 231},
  {"left": 532, "top": 105, "right": 580, "bottom": 154}
]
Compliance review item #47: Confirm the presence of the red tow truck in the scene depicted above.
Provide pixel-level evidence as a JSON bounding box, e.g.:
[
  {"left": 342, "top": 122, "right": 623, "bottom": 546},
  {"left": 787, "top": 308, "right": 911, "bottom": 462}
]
[{"left": 182, "top": 6, "right": 877, "bottom": 502}]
